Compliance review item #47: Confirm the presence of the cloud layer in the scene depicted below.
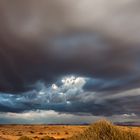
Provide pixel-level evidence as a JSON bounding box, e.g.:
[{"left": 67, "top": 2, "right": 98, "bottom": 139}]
[
  {"left": 0, "top": 0, "right": 140, "bottom": 123},
  {"left": 0, "top": 0, "right": 140, "bottom": 92},
  {"left": 0, "top": 76, "right": 139, "bottom": 120},
  {"left": 0, "top": 110, "right": 139, "bottom": 124}
]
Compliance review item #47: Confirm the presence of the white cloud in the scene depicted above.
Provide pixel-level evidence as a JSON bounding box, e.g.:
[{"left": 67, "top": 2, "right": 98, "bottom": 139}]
[
  {"left": 1, "top": 110, "right": 139, "bottom": 124},
  {"left": 33, "top": 76, "right": 87, "bottom": 104},
  {"left": 61, "top": 76, "right": 86, "bottom": 87},
  {"left": 52, "top": 84, "right": 58, "bottom": 90},
  {"left": 122, "top": 113, "right": 137, "bottom": 118},
  {"left": 0, "top": 110, "right": 103, "bottom": 124},
  {"left": 109, "top": 113, "right": 140, "bottom": 123}
]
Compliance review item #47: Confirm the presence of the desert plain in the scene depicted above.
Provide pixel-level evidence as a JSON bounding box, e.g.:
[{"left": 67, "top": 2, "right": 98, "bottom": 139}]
[
  {"left": 0, "top": 123, "right": 140, "bottom": 140},
  {"left": 0, "top": 124, "right": 87, "bottom": 140}
]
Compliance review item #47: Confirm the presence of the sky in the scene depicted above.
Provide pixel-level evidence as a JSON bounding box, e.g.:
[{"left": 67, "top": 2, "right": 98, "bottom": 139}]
[{"left": 0, "top": 0, "right": 140, "bottom": 124}]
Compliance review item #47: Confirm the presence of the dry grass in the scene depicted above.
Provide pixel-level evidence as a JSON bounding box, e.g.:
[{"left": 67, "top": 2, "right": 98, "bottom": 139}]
[
  {"left": 68, "top": 120, "right": 140, "bottom": 140},
  {"left": 0, "top": 120, "right": 140, "bottom": 140},
  {"left": 18, "top": 136, "right": 33, "bottom": 140},
  {"left": 17, "top": 135, "right": 56, "bottom": 140}
]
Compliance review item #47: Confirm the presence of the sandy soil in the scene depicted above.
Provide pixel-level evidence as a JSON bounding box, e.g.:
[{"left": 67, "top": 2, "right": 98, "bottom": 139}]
[
  {"left": 0, "top": 125, "right": 87, "bottom": 140},
  {"left": 0, "top": 124, "right": 140, "bottom": 140}
]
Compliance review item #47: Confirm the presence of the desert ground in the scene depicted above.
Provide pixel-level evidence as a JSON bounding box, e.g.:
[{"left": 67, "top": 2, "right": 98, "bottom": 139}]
[
  {"left": 0, "top": 123, "right": 140, "bottom": 140},
  {"left": 0, "top": 124, "right": 87, "bottom": 140}
]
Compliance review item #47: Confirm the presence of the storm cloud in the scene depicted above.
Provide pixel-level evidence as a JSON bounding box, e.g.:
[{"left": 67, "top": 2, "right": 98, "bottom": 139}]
[
  {"left": 0, "top": 76, "right": 139, "bottom": 119},
  {"left": 0, "top": 0, "right": 140, "bottom": 123}
]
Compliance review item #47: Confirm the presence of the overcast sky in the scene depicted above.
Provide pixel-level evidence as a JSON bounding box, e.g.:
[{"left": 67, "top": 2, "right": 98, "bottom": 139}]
[{"left": 0, "top": 0, "right": 140, "bottom": 124}]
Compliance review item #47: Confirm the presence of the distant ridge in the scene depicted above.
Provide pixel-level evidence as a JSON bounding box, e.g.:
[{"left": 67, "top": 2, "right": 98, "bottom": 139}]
[{"left": 115, "top": 122, "right": 140, "bottom": 127}]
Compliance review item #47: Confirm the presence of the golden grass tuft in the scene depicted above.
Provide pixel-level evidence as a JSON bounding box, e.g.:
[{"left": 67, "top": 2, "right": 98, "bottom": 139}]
[{"left": 67, "top": 120, "right": 140, "bottom": 140}]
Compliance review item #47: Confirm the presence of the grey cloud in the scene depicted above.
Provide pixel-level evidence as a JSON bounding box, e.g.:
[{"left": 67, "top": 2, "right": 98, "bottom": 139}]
[
  {"left": 0, "top": 77, "right": 139, "bottom": 117},
  {"left": 0, "top": 110, "right": 139, "bottom": 124},
  {"left": 0, "top": 110, "right": 104, "bottom": 124},
  {"left": 83, "top": 76, "right": 140, "bottom": 92},
  {"left": 0, "top": 1, "right": 140, "bottom": 92},
  {"left": 0, "top": 0, "right": 140, "bottom": 122}
]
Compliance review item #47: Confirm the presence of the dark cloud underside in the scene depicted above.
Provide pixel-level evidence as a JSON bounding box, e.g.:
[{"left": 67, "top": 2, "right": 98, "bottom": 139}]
[{"left": 0, "top": 0, "right": 140, "bottom": 120}]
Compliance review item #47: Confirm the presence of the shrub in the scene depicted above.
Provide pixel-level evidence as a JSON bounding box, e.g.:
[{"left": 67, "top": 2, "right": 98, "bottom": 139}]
[
  {"left": 39, "top": 132, "right": 44, "bottom": 135},
  {"left": 68, "top": 120, "right": 140, "bottom": 140},
  {"left": 65, "top": 132, "right": 69, "bottom": 135},
  {"left": 30, "top": 131, "right": 34, "bottom": 134},
  {"left": 41, "top": 136, "right": 56, "bottom": 140},
  {"left": 18, "top": 136, "right": 33, "bottom": 140}
]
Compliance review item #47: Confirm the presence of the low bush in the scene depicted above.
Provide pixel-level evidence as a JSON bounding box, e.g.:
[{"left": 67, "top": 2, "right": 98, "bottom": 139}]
[
  {"left": 68, "top": 120, "right": 140, "bottom": 140},
  {"left": 41, "top": 136, "right": 56, "bottom": 140},
  {"left": 18, "top": 136, "right": 33, "bottom": 140}
]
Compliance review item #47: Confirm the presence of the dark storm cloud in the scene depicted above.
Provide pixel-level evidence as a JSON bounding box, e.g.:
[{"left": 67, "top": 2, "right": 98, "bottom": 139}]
[
  {"left": 0, "top": 0, "right": 140, "bottom": 93},
  {"left": 0, "top": 0, "right": 140, "bottom": 120},
  {"left": 0, "top": 78, "right": 139, "bottom": 117},
  {"left": 0, "top": 92, "right": 139, "bottom": 116},
  {"left": 83, "top": 76, "right": 140, "bottom": 92}
]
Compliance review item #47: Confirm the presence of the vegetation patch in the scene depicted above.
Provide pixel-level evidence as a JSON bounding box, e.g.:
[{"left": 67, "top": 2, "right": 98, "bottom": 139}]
[{"left": 68, "top": 120, "right": 140, "bottom": 140}]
